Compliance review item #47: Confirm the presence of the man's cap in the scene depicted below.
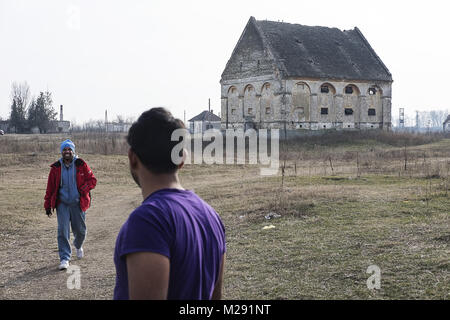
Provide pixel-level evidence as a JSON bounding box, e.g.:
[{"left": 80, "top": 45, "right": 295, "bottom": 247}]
[{"left": 60, "top": 139, "right": 75, "bottom": 153}]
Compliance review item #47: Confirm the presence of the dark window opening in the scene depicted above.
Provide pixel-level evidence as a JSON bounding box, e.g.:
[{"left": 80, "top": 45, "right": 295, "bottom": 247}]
[
  {"left": 299, "top": 125, "right": 302, "bottom": 128},
  {"left": 206, "top": 124, "right": 213, "bottom": 130},
  {"left": 348, "top": 125, "right": 351, "bottom": 128},
  {"left": 321, "top": 108, "right": 328, "bottom": 115},
  {"left": 257, "top": 60, "right": 260, "bottom": 69},
  {"left": 239, "top": 62, "right": 243, "bottom": 72},
  {"left": 321, "top": 86, "right": 329, "bottom": 93},
  {"left": 323, "top": 125, "right": 326, "bottom": 128},
  {"left": 345, "top": 108, "right": 353, "bottom": 115},
  {"left": 345, "top": 86, "right": 353, "bottom": 94},
  {"left": 369, "top": 87, "right": 377, "bottom": 95},
  {"left": 368, "top": 109, "right": 376, "bottom": 116}
]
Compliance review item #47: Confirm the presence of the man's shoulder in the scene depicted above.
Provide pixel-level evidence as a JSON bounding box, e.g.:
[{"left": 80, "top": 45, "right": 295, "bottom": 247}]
[
  {"left": 74, "top": 158, "right": 86, "bottom": 166},
  {"left": 50, "top": 160, "right": 61, "bottom": 168}
]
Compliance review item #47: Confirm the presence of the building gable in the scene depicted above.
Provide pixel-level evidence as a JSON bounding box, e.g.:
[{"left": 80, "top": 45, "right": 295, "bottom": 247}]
[{"left": 221, "top": 17, "right": 281, "bottom": 82}]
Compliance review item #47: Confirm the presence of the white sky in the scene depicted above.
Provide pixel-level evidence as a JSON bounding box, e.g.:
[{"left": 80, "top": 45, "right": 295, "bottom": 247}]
[{"left": 1, "top": 0, "right": 449, "bottom": 125}]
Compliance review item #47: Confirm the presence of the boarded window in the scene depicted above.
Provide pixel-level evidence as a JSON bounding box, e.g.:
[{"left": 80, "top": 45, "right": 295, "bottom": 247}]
[
  {"left": 345, "top": 108, "right": 353, "bottom": 115},
  {"left": 321, "top": 108, "right": 328, "bottom": 115},
  {"left": 292, "top": 82, "right": 310, "bottom": 118},
  {"left": 265, "top": 107, "right": 271, "bottom": 114},
  {"left": 368, "top": 109, "right": 376, "bottom": 116},
  {"left": 248, "top": 108, "right": 253, "bottom": 114},
  {"left": 345, "top": 86, "right": 353, "bottom": 94}
]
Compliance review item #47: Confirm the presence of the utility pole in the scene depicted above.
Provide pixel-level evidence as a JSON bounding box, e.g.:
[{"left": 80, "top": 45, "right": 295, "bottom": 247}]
[
  {"left": 105, "top": 109, "right": 108, "bottom": 132},
  {"left": 416, "top": 110, "right": 419, "bottom": 130}
]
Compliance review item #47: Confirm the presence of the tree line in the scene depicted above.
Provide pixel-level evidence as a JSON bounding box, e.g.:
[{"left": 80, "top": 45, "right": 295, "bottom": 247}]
[{"left": 6, "top": 81, "right": 57, "bottom": 133}]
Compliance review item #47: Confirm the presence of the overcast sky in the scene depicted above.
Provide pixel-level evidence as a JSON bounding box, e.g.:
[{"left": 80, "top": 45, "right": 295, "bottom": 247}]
[{"left": 1, "top": 0, "right": 449, "bottom": 125}]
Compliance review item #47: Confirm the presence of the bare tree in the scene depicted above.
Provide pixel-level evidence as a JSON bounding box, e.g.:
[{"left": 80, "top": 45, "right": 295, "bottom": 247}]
[
  {"left": 11, "top": 81, "right": 31, "bottom": 112},
  {"left": 116, "top": 115, "right": 124, "bottom": 124},
  {"left": 417, "top": 110, "right": 449, "bottom": 128},
  {"left": 429, "top": 110, "right": 448, "bottom": 128},
  {"left": 9, "top": 81, "right": 31, "bottom": 133}
]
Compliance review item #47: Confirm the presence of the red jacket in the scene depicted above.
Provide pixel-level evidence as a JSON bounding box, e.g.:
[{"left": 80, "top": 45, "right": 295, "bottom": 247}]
[{"left": 44, "top": 158, "right": 97, "bottom": 212}]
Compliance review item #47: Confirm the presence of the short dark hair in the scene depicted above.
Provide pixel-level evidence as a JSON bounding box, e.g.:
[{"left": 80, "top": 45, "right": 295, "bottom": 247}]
[{"left": 127, "top": 107, "right": 185, "bottom": 174}]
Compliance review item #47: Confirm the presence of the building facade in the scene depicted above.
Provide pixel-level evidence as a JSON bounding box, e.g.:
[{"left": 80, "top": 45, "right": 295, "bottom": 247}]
[{"left": 220, "top": 17, "right": 393, "bottom": 131}]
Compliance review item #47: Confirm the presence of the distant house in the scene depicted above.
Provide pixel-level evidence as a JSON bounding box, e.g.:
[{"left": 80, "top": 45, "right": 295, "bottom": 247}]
[
  {"left": 221, "top": 17, "right": 393, "bottom": 131},
  {"left": 105, "top": 121, "right": 132, "bottom": 133},
  {"left": 444, "top": 115, "right": 450, "bottom": 132},
  {"left": 188, "top": 110, "right": 221, "bottom": 134},
  {"left": 0, "top": 120, "right": 10, "bottom": 133}
]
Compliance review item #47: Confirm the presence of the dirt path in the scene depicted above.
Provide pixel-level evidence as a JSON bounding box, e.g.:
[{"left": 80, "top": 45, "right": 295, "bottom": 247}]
[{"left": 0, "top": 158, "right": 142, "bottom": 300}]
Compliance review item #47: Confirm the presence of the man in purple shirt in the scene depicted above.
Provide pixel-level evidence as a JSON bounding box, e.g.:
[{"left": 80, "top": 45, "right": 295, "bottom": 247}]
[{"left": 114, "top": 108, "right": 226, "bottom": 300}]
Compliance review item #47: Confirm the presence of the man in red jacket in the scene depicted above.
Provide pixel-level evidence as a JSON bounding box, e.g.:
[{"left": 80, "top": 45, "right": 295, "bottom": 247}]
[{"left": 44, "top": 139, "right": 97, "bottom": 270}]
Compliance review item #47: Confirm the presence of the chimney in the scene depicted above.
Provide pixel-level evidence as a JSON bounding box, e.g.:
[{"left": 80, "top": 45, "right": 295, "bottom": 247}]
[
  {"left": 60, "top": 105, "right": 63, "bottom": 121},
  {"left": 208, "top": 98, "right": 210, "bottom": 112}
]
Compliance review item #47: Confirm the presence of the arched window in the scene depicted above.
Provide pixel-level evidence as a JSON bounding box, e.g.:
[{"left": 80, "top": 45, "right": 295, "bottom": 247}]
[
  {"left": 261, "top": 83, "right": 273, "bottom": 116},
  {"left": 343, "top": 84, "right": 360, "bottom": 115},
  {"left": 320, "top": 83, "right": 336, "bottom": 95},
  {"left": 227, "top": 86, "right": 239, "bottom": 118},
  {"left": 344, "top": 84, "right": 360, "bottom": 96},
  {"left": 318, "top": 83, "right": 335, "bottom": 117},
  {"left": 243, "top": 85, "right": 257, "bottom": 117},
  {"left": 367, "top": 85, "right": 382, "bottom": 118},
  {"left": 292, "top": 82, "right": 311, "bottom": 114}
]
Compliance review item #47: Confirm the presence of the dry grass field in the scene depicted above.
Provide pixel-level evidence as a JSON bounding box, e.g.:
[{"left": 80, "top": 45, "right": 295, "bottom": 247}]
[{"left": 0, "top": 132, "right": 449, "bottom": 299}]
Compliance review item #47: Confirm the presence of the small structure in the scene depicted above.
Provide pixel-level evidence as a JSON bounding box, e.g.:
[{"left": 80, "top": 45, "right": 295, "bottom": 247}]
[
  {"left": 0, "top": 120, "right": 10, "bottom": 133},
  {"left": 444, "top": 115, "right": 450, "bottom": 132},
  {"left": 188, "top": 110, "right": 221, "bottom": 134},
  {"left": 46, "top": 105, "right": 70, "bottom": 133},
  {"left": 105, "top": 110, "right": 132, "bottom": 132}
]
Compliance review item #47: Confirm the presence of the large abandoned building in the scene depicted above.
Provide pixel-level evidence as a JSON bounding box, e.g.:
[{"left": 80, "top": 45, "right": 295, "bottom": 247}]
[{"left": 220, "top": 17, "right": 393, "bottom": 131}]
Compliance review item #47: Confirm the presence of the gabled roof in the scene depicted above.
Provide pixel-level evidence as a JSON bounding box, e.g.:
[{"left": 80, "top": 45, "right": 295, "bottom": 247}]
[
  {"left": 228, "top": 17, "right": 393, "bottom": 82},
  {"left": 188, "top": 111, "right": 221, "bottom": 122}
]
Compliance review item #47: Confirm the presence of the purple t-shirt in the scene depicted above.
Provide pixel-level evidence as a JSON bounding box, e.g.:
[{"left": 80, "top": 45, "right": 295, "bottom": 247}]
[{"left": 113, "top": 188, "right": 226, "bottom": 300}]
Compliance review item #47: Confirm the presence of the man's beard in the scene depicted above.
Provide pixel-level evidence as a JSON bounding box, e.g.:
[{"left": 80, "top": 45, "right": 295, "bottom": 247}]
[
  {"left": 63, "top": 153, "right": 73, "bottom": 162},
  {"left": 130, "top": 169, "right": 141, "bottom": 188}
]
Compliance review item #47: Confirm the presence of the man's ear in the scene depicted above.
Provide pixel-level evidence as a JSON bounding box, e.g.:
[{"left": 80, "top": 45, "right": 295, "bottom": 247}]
[
  {"left": 128, "top": 148, "right": 139, "bottom": 170},
  {"left": 177, "top": 148, "right": 188, "bottom": 170}
]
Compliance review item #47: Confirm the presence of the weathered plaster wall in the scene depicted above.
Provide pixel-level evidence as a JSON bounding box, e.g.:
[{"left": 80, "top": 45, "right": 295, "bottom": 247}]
[{"left": 221, "top": 78, "right": 392, "bottom": 130}]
